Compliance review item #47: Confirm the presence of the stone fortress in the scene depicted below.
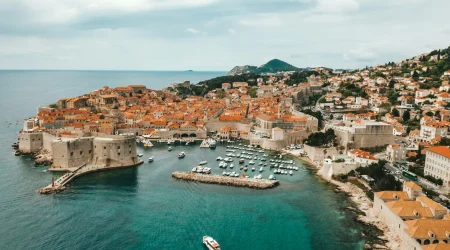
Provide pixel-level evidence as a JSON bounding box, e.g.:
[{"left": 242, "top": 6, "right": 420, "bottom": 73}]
[{"left": 19, "top": 131, "right": 139, "bottom": 171}]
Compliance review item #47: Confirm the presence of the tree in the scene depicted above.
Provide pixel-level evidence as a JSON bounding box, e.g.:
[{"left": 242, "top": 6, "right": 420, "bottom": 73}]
[
  {"left": 388, "top": 80, "right": 396, "bottom": 89},
  {"left": 216, "top": 90, "right": 226, "bottom": 99},
  {"left": 343, "top": 90, "right": 353, "bottom": 97},
  {"left": 425, "top": 111, "right": 434, "bottom": 116},
  {"left": 402, "top": 110, "right": 410, "bottom": 121},
  {"left": 248, "top": 88, "right": 257, "bottom": 98},
  {"left": 391, "top": 108, "right": 400, "bottom": 117}
]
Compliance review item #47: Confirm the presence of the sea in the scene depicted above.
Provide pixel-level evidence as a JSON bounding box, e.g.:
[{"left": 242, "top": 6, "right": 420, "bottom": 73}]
[{"left": 0, "top": 70, "right": 369, "bottom": 250}]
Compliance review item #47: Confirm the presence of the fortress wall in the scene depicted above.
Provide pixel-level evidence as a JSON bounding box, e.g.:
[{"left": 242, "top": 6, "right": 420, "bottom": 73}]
[
  {"left": 52, "top": 137, "right": 94, "bottom": 170},
  {"left": 303, "top": 145, "right": 339, "bottom": 162},
  {"left": 261, "top": 140, "right": 286, "bottom": 151},
  {"left": 155, "top": 130, "right": 207, "bottom": 139},
  {"left": 42, "top": 133, "right": 56, "bottom": 152},
  {"left": 93, "top": 135, "right": 138, "bottom": 167},
  {"left": 19, "top": 133, "right": 43, "bottom": 153}
]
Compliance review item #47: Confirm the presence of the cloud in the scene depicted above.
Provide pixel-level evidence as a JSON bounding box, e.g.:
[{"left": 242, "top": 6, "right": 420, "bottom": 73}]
[
  {"left": 239, "top": 13, "right": 282, "bottom": 27},
  {"left": 185, "top": 28, "right": 205, "bottom": 35},
  {"left": 343, "top": 46, "right": 379, "bottom": 62},
  {"left": 314, "top": 0, "right": 360, "bottom": 13}
]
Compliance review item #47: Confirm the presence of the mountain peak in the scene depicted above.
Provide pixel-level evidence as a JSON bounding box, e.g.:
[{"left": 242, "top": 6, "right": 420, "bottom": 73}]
[{"left": 228, "top": 59, "right": 300, "bottom": 75}]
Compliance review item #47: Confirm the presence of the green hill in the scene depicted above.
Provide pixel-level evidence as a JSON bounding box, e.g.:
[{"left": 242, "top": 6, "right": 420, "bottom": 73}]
[{"left": 228, "top": 59, "right": 301, "bottom": 75}]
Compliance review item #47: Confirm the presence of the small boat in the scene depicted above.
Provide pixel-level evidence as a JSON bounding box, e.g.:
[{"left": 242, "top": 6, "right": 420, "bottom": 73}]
[
  {"left": 249, "top": 160, "right": 255, "bottom": 165},
  {"left": 219, "top": 161, "right": 225, "bottom": 168},
  {"left": 240, "top": 166, "right": 244, "bottom": 170},
  {"left": 222, "top": 171, "right": 227, "bottom": 176},
  {"left": 269, "top": 174, "right": 274, "bottom": 180},
  {"left": 199, "top": 161, "right": 207, "bottom": 165},
  {"left": 209, "top": 140, "right": 217, "bottom": 149},
  {"left": 192, "top": 166, "right": 198, "bottom": 172},
  {"left": 168, "top": 146, "right": 173, "bottom": 151},
  {"left": 178, "top": 152, "right": 185, "bottom": 158},
  {"left": 289, "top": 170, "right": 293, "bottom": 175},
  {"left": 244, "top": 167, "right": 248, "bottom": 171},
  {"left": 14, "top": 151, "right": 21, "bottom": 156},
  {"left": 259, "top": 167, "right": 264, "bottom": 172},
  {"left": 216, "top": 156, "right": 223, "bottom": 161},
  {"left": 138, "top": 153, "right": 143, "bottom": 157},
  {"left": 251, "top": 167, "right": 256, "bottom": 172},
  {"left": 148, "top": 156, "right": 154, "bottom": 162},
  {"left": 239, "top": 159, "right": 245, "bottom": 164},
  {"left": 230, "top": 164, "right": 234, "bottom": 169}
]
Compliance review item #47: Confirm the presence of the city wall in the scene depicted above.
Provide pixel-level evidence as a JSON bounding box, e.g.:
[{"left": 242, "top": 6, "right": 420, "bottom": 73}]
[
  {"left": 205, "top": 122, "right": 251, "bottom": 133},
  {"left": 303, "top": 145, "right": 339, "bottom": 162},
  {"left": 52, "top": 137, "right": 94, "bottom": 170},
  {"left": 19, "top": 132, "right": 43, "bottom": 153}
]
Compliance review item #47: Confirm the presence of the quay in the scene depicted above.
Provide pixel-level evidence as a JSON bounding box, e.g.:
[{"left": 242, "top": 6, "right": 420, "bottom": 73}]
[
  {"left": 171, "top": 171, "right": 279, "bottom": 189},
  {"left": 38, "top": 161, "right": 144, "bottom": 194}
]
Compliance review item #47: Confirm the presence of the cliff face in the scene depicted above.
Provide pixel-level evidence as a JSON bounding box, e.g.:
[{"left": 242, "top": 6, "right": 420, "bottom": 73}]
[
  {"left": 227, "top": 59, "right": 300, "bottom": 75},
  {"left": 227, "top": 65, "right": 257, "bottom": 76}
]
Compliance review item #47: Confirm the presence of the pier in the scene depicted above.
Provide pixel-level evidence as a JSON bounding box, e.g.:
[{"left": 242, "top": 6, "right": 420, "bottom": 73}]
[
  {"left": 172, "top": 171, "right": 279, "bottom": 189},
  {"left": 38, "top": 161, "right": 144, "bottom": 194},
  {"left": 200, "top": 138, "right": 215, "bottom": 148}
]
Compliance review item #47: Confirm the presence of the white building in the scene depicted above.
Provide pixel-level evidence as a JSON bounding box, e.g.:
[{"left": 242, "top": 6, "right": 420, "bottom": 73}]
[
  {"left": 272, "top": 127, "right": 284, "bottom": 141},
  {"left": 425, "top": 146, "right": 450, "bottom": 187},
  {"left": 419, "top": 122, "right": 449, "bottom": 141}
]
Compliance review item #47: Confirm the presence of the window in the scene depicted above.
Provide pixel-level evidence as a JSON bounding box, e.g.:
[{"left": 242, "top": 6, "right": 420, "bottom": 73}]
[
  {"left": 104, "top": 146, "right": 106, "bottom": 149},
  {"left": 129, "top": 150, "right": 131, "bottom": 154},
  {"left": 117, "top": 146, "right": 120, "bottom": 149},
  {"left": 80, "top": 151, "right": 83, "bottom": 155},
  {"left": 89, "top": 150, "right": 92, "bottom": 154},
  {"left": 70, "top": 152, "right": 73, "bottom": 156},
  {"left": 118, "top": 153, "right": 120, "bottom": 156}
]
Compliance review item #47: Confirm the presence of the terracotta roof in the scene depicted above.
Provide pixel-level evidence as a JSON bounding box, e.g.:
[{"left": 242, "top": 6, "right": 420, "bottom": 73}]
[
  {"left": 422, "top": 244, "right": 450, "bottom": 250},
  {"left": 374, "top": 191, "right": 410, "bottom": 201},
  {"left": 416, "top": 196, "right": 447, "bottom": 211},
  {"left": 404, "top": 181, "right": 422, "bottom": 191},
  {"left": 425, "top": 146, "right": 450, "bottom": 159}
]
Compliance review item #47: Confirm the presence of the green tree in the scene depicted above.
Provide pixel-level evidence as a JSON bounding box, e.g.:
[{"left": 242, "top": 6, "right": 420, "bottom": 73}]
[
  {"left": 216, "top": 90, "right": 226, "bottom": 99},
  {"left": 248, "top": 88, "right": 257, "bottom": 98},
  {"left": 402, "top": 110, "right": 410, "bottom": 121},
  {"left": 391, "top": 108, "right": 400, "bottom": 117}
]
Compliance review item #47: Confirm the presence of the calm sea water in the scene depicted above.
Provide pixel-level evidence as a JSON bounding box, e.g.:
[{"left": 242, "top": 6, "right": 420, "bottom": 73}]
[{"left": 0, "top": 71, "right": 367, "bottom": 250}]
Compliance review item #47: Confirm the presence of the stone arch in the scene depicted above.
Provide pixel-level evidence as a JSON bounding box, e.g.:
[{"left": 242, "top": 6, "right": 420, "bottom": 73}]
[
  {"left": 416, "top": 239, "right": 421, "bottom": 244},
  {"left": 173, "top": 133, "right": 180, "bottom": 138},
  {"left": 189, "top": 133, "right": 197, "bottom": 138},
  {"left": 181, "top": 133, "right": 189, "bottom": 138}
]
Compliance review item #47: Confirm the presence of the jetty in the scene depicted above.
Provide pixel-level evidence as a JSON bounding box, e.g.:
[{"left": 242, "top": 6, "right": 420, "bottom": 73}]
[
  {"left": 200, "top": 138, "right": 215, "bottom": 148},
  {"left": 172, "top": 171, "right": 279, "bottom": 189},
  {"left": 38, "top": 161, "right": 143, "bottom": 194}
]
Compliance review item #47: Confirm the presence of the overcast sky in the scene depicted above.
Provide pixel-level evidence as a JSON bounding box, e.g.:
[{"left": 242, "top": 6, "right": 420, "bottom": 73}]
[{"left": 0, "top": 0, "right": 449, "bottom": 71}]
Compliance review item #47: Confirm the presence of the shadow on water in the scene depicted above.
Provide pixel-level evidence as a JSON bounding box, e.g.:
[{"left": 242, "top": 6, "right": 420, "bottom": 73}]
[{"left": 66, "top": 167, "right": 139, "bottom": 191}]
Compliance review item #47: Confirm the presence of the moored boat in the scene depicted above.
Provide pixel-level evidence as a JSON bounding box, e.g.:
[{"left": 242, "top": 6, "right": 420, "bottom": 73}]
[
  {"left": 148, "top": 156, "right": 154, "bottom": 162},
  {"left": 178, "top": 152, "right": 185, "bottom": 158},
  {"left": 199, "top": 160, "right": 207, "bottom": 165},
  {"left": 168, "top": 146, "right": 173, "bottom": 151}
]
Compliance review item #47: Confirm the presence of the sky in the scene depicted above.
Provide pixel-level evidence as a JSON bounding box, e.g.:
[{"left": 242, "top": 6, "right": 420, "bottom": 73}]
[{"left": 0, "top": 0, "right": 449, "bottom": 71}]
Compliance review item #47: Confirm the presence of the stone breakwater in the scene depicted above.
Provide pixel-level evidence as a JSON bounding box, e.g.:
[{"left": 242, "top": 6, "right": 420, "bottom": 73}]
[{"left": 172, "top": 172, "right": 279, "bottom": 189}]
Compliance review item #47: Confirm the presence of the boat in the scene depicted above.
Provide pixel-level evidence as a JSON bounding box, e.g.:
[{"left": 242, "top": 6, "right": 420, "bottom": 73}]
[
  {"left": 168, "top": 146, "right": 173, "bottom": 151},
  {"left": 148, "top": 156, "right": 154, "bottom": 162},
  {"left": 249, "top": 160, "right": 255, "bottom": 165},
  {"left": 239, "top": 159, "right": 245, "bottom": 163},
  {"left": 240, "top": 166, "right": 244, "bottom": 170},
  {"left": 269, "top": 174, "right": 274, "bottom": 180},
  {"left": 230, "top": 164, "right": 234, "bottom": 169},
  {"left": 192, "top": 166, "right": 198, "bottom": 172},
  {"left": 259, "top": 167, "right": 264, "bottom": 172},
  {"left": 209, "top": 140, "right": 217, "bottom": 149},
  {"left": 219, "top": 161, "right": 225, "bottom": 168},
  {"left": 14, "top": 151, "right": 21, "bottom": 156},
  {"left": 216, "top": 156, "right": 223, "bottom": 161},
  {"left": 178, "top": 152, "right": 185, "bottom": 158},
  {"left": 199, "top": 161, "right": 207, "bottom": 165},
  {"left": 251, "top": 167, "right": 256, "bottom": 172},
  {"left": 222, "top": 171, "right": 227, "bottom": 176},
  {"left": 138, "top": 153, "right": 143, "bottom": 157},
  {"left": 289, "top": 170, "right": 293, "bottom": 175},
  {"left": 244, "top": 167, "right": 248, "bottom": 171}
]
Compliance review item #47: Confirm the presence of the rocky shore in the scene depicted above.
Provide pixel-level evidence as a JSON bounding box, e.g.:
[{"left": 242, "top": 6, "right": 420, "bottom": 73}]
[
  {"left": 172, "top": 171, "right": 279, "bottom": 189},
  {"left": 284, "top": 151, "right": 399, "bottom": 249}
]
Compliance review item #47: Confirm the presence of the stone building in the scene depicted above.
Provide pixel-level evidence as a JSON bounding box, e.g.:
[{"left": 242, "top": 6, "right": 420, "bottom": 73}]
[
  {"left": 386, "top": 143, "right": 408, "bottom": 162},
  {"left": 424, "top": 146, "right": 450, "bottom": 187},
  {"left": 325, "top": 120, "right": 394, "bottom": 149}
]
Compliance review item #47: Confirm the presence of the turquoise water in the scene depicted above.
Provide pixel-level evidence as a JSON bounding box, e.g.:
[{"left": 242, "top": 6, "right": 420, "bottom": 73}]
[{"left": 0, "top": 71, "right": 367, "bottom": 249}]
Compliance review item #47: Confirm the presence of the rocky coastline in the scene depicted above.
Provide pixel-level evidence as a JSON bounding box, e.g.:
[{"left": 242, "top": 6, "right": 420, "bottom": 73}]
[{"left": 286, "top": 151, "right": 399, "bottom": 249}]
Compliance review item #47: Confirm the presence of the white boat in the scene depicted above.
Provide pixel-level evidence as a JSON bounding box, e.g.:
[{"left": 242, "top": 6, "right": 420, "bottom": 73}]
[
  {"left": 138, "top": 153, "right": 143, "bottom": 157},
  {"left": 192, "top": 166, "right": 198, "bottom": 172},
  {"left": 249, "top": 160, "right": 255, "bottom": 165},
  {"left": 230, "top": 164, "right": 234, "bottom": 169},
  {"left": 269, "top": 174, "right": 274, "bottom": 180},
  {"left": 199, "top": 161, "right": 207, "bottom": 165},
  {"left": 239, "top": 159, "right": 245, "bottom": 163},
  {"left": 178, "top": 152, "right": 185, "bottom": 158},
  {"left": 259, "top": 167, "right": 264, "bottom": 172},
  {"left": 148, "top": 156, "right": 154, "bottom": 162},
  {"left": 219, "top": 161, "right": 225, "bottom": 168},
  {"left": 251, "top": 167, "right": 256, "bottom": 171},
  {"left": 168, "top": 146, "right": 173, "bottom": 151},
  {"left": 222, "top": 171, "right": 227, "bottom": 176},
  {"left": 216, "top": 156, "right": 223, "bottom": 161},
  {"left": 289, "top": 170, "right": 293, "bottom": 175}
]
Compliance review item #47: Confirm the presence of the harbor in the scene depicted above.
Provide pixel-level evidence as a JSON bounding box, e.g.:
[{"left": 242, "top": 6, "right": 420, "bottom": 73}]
[{"left": 172, "top": 171, "right": 279, "bottom": 189}]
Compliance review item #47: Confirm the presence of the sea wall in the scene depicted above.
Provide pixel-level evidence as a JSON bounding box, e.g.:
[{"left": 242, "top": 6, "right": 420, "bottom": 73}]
[
  {"left": 303, "top": 145, "right": 339, "bottom": 162},
  {"left": 52, "top": 137, "right": 94, "bottom": 170},
  {"left": 172, "top": 172, "right": 279, "bottom": 189},
  {"left": 42, "top": 133, "right": 56, "bottom": 152},
  {"left": 18, "top": 132, "right": 43, "bottom": 153},
  {"left": 93, "top": 135, "right": 138, "bottom": 167}
]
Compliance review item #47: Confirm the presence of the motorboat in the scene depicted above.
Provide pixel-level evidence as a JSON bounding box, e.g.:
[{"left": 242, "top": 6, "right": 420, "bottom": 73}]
[
  {"left": 249, "top": 160, "right": 255, "bottom": 165},
  {"left": 219, "top": 161, "right": 225, "bottom": 168},
  {"left": 251, "top": 167, "right": 256, "bottom": 172},
  {"left": 259, "top": 167, "right": 264, "bottom": 172},
  {"left": 148, "top": 156, "right": 154, "bottom": 162},
  {"left": 199, "top": 161, "right": 207, "bottom": 165},
  {"left": 138, "top": 153, "right": 143, "bottom": 157},
  {"left": 244, "top": 167, "right": 248, "bottom": 171},
  {"left": 178, "top": 152, "right": 185, "bottom": 158},
  {"left": 216, "top": 156, "right": 223, "bottom": 161},
  {"left": 239, "top": 159, "right": 245, "bottom": 164},
  {"left": 289, "top": 170, "right": 293, "bottom": 175},
  {"left": 230, "top": 164, "right": 234, "bottom": 169},
  {"left": 168, "top": 146, "right": 173, "bottom": 151}
]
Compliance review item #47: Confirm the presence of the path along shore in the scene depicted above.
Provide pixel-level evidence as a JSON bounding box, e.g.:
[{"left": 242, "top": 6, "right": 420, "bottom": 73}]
[{"left": 283, "top": 149, "right": 401, "bottom": 249}]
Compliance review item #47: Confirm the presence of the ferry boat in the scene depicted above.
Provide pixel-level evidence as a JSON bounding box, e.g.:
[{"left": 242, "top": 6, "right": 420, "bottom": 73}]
[
  {"left": 209, "top": 140, "right": 217, "bottom": 149},
  {"left": 178, "top": 152, "right": 185, "bottom": 158},
  {"left": 199, "top": 161, "right": 207, "bottom": 165},
  {"left": 148, "top": 156, "right": 154, "bottom": 162}
]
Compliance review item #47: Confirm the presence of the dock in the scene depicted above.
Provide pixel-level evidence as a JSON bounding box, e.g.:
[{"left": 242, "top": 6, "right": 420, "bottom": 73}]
[
  {"left": 38, "top": 161, "right": 144, "bottom": 194},
  {"left": 200, "top": 138, "right": 214, "bottom": 148},
  {"left": 172, "top": 171, "right": 279, "bottom": 189}
]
